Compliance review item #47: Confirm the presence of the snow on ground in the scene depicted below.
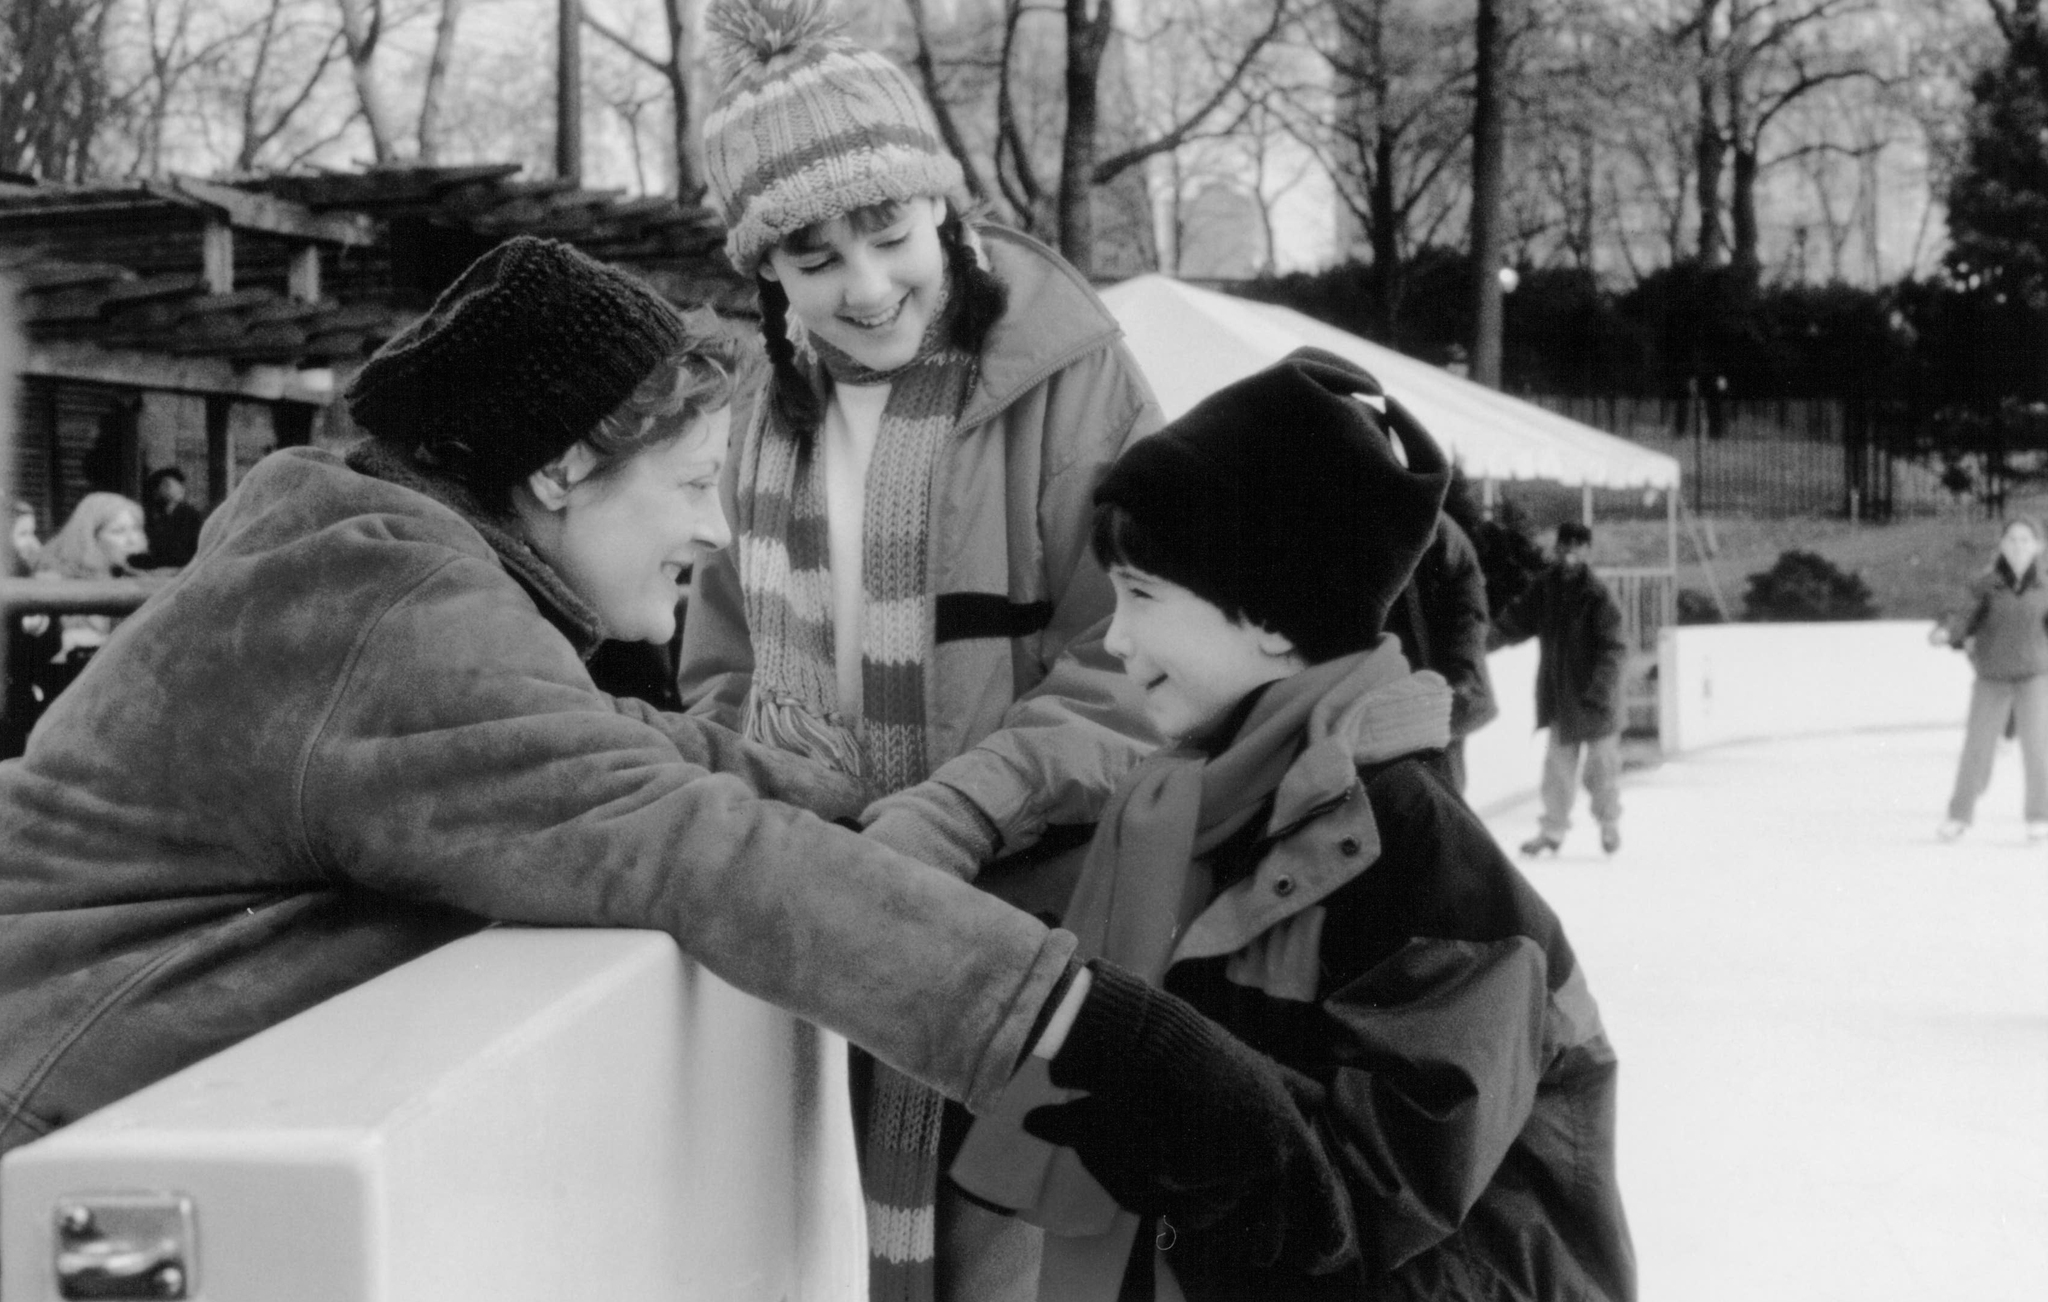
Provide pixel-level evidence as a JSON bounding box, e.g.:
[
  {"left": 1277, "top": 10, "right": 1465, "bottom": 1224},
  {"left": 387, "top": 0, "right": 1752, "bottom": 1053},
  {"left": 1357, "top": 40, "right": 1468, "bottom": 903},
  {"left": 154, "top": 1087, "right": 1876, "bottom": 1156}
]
[{"left": 1481, "top": 726, "right": 2048, "bottom": 1301}]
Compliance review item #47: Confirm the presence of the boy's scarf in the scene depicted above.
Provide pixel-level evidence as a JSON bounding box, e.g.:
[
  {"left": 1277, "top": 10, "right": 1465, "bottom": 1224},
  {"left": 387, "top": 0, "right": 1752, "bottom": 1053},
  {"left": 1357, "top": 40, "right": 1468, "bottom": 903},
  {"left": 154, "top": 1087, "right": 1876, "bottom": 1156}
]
[
  {"left": 1065, "top": 641, "right": 1450, "bottom": 984},
  {"left": 731, "top": 285, "right": 977, "bottom": 1302},
  {"left": 1026, "top": 643, "right": 1449, "bottom": 1302}
]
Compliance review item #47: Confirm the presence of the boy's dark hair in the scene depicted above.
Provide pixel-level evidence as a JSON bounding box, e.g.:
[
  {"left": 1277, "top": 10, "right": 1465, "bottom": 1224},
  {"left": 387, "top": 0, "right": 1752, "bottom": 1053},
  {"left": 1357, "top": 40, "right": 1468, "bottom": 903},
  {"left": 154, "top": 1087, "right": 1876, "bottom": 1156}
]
[
  {"left": 1557, "top": 522, "right": 1593, "bottom": 550},
  {"left": 144, "top": 466, "right": 186, "bottom": 495},
  {"left": 1090, "top": 500, "right": 1252, "bottom": 627},
  {"left": 755, "top": 205, "right": 1008, "bottom": 441},
  {"left": 1092, "top": 347, "right": 1450, "bottom": 664}
]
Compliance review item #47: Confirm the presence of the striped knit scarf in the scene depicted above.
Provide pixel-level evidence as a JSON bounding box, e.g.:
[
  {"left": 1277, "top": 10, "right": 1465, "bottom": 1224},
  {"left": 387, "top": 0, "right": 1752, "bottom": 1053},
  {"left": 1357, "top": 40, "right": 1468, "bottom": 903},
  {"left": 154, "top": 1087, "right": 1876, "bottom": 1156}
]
[{"left": 732, "top": 287, "right": 976, "bottom": 1302}]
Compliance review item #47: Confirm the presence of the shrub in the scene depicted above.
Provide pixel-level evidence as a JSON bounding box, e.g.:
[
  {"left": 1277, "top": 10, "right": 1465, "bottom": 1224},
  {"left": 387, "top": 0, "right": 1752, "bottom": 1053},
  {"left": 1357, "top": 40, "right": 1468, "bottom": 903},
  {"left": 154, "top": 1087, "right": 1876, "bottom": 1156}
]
[
  {"left": 1676, "top": 588, "right": 1725, "bottom": 624},
  {"left": 1741, "top": 549, "right": 1879, "bottom": 621}
]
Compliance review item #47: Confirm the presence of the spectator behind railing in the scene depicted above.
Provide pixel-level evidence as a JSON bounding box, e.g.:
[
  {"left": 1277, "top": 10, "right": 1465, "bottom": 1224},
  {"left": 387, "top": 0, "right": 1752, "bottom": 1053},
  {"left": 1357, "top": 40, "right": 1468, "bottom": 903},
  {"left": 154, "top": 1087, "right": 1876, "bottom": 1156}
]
[
  {"left": 2, "top": 499, "right": 57, "bottom": 760},
  {"left": 31, "top": 491, "right": 147, "bottom": 702},
  {"left": 140, "top": 465, "right": 204, "bottom": 568}
]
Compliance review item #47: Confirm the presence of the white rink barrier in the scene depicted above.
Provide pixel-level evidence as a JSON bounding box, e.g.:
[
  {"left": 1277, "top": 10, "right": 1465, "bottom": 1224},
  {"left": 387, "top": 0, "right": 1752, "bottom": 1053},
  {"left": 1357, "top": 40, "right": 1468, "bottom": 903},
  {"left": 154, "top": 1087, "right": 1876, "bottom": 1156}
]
[
  {"left": 1658, "top": 619, "right": 1974, "bottom": 755},
  {"left": 1461, "top": 641, "right": 1548, "bottom": 816},
  {"left": 1, "top": 929, "right": 864, "bottom": 1302}
]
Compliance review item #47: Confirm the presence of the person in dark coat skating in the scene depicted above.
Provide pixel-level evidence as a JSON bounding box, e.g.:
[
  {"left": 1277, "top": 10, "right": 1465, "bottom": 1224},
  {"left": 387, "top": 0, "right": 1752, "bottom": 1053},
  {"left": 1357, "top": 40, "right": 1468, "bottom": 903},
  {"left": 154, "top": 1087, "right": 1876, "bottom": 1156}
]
[{"left": 1491, "top": 521, "right": 1627, "bottom": 855}]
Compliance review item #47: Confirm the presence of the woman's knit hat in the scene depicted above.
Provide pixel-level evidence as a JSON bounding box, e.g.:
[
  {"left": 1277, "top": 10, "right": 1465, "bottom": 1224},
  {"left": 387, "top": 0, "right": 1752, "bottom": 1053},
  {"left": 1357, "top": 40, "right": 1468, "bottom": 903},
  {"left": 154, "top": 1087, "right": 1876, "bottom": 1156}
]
[
  {"left": 701, "top": 0, "right": 970, "bottom": 275},
  {"left": 345, "top": 236, "right": 684, "bottom": 495},
  {"left": 1095, "top": 347, "right": 1451, "bottom": 664}
]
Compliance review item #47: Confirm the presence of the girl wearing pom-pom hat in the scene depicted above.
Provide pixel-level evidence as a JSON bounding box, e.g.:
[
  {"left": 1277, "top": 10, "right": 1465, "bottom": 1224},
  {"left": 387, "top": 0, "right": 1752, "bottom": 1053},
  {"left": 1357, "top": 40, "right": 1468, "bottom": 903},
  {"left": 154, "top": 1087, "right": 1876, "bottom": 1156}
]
[{"left": 682, "top": 1, "right": 1164, "bottom": 1296}]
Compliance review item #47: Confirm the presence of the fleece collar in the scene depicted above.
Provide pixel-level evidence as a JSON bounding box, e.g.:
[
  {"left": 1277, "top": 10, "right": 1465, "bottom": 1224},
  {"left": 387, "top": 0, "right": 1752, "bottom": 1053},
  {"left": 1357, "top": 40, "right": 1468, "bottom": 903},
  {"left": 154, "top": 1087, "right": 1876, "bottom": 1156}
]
[
  {"left": 345, "top": 440, "right": 607, "bottom": 656},
  {"left": 1174, "top": 647, "right": 1451, "bottom": 964}
]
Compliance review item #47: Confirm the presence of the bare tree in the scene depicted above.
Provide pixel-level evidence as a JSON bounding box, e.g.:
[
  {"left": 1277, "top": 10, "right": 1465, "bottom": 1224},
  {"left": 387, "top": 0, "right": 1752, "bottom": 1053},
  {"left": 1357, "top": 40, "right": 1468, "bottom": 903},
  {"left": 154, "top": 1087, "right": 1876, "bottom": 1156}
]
[
  {"left": 904, "top": 0, "right": 989, "bottom": 202},
  {"left": 1037, "top": 0, "right": 1290, "bottom": 273},
  {"left": 334, "top": 0, "right": 400, "bottom": 162},
  {"left": 583, "top": 0, "right": 703, "bottom": 201},
  {"left": 230, "top": 0, "right": 348, "bottom": 171},
  {"left": 992, "top": 0, "right": 1050, "bottom": 229},
  {"left": 1469, "top": 0, "right": 1512, "bottom": 386},
  {"left": 416, "top": 0, "right": 463, "bottom": 164},
  {"left": 1, "top": 0, "right": 119, "bottom": 181},
  {"left": 1294, "top": 0, "right": 1471, "bottom": 334}
]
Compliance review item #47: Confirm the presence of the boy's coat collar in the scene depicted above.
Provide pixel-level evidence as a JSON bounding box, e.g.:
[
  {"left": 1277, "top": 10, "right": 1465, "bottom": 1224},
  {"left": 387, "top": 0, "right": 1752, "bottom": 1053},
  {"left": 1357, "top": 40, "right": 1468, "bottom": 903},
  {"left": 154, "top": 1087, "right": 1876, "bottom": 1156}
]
[{"left": 1174, "top": 648, "right": 1450, "bottom": 964}]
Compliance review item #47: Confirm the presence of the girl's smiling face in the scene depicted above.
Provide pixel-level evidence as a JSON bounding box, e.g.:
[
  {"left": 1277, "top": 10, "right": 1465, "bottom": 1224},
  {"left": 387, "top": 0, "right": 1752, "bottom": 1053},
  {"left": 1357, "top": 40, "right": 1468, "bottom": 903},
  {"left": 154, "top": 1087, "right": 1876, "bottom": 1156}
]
[
  {"left": 1102, "top": 564, "right": 1304, "bottom": 741},
  {"left": 759, "top": 198, "right": 950, "bottom": 373}
]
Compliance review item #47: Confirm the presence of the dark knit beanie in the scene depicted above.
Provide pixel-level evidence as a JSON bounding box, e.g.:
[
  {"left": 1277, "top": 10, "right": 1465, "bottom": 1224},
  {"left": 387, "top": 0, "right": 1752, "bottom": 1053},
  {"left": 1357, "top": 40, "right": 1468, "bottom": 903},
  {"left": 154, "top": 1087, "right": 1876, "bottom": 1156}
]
[
  {"left": 345, "top": 236, "right": 686, "bottom": 496},
  {"left": 1094, "top": 347, "right": 1450, "bottom": 663}
]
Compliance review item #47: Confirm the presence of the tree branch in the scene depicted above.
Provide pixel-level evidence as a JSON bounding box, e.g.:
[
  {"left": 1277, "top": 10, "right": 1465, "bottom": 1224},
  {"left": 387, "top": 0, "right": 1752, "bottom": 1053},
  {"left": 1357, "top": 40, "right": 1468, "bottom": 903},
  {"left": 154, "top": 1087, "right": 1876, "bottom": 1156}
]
[{"left": 1089, "top": 0, "right": 1291, "bottom": 183}]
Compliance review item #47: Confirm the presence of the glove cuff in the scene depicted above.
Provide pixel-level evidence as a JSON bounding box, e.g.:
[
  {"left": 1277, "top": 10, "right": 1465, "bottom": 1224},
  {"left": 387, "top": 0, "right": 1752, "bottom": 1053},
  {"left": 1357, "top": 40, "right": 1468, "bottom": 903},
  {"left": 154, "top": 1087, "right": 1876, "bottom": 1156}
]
[{"left": 1049, "top": 960, "right": 1168, "bottom": 1093}]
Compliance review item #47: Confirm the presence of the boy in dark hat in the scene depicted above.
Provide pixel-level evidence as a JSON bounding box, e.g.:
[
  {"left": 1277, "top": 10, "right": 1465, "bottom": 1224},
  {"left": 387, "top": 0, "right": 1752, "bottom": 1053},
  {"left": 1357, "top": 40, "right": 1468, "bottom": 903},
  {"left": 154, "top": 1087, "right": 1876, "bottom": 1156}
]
[
  {"left": 1492, "top": 520, "right": 1628, "bottom": 857},
  {"left": 954, "top": 348, "right": 1634, "bottom": 1301}
]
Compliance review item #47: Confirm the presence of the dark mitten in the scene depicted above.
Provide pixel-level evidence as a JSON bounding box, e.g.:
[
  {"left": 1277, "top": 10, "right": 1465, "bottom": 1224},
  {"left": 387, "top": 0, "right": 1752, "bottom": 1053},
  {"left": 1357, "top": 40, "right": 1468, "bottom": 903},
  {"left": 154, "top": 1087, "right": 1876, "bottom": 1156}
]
[{"left": 1020, "top": 959, "right": 1306, "bottom": 1232}]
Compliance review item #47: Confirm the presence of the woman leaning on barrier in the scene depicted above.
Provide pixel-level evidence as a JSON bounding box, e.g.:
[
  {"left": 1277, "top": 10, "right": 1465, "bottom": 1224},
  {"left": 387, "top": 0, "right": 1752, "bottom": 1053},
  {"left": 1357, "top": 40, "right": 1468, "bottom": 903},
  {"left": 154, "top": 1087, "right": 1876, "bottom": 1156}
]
[{"left": 0, "top": 237, "right": 1082, "bottom": 1157}]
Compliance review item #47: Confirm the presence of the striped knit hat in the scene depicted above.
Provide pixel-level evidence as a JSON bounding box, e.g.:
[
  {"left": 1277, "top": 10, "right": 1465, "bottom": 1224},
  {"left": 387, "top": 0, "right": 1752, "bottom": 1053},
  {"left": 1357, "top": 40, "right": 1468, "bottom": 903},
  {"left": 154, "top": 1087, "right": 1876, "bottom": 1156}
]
[{"left": 702, "top": 0, "right": 969, "bottom": 275}]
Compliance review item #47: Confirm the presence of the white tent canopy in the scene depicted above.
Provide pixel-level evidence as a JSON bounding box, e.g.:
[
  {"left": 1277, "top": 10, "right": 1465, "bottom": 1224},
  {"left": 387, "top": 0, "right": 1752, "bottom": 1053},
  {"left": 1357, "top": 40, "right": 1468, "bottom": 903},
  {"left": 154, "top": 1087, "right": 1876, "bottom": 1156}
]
[{"left": 1099, "top": 275, "right": 1681, "bottom": 491}]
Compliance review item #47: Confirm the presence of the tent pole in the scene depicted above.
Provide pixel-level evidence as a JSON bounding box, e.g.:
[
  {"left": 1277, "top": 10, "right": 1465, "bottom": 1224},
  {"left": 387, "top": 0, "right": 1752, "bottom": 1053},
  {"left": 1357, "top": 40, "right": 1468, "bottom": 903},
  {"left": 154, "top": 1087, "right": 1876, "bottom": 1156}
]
[{"left": 1666, "top": 483, "right": 1679, "bottom": 578}]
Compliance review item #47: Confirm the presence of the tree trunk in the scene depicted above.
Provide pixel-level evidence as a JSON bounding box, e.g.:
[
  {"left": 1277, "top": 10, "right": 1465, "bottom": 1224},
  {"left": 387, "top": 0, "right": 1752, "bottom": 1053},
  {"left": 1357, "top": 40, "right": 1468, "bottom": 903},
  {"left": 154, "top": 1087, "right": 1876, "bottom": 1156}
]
[
  {"left": 557, "top": 0, "right": 582, "bottom": 184},
  {"left": 906, "top": 0, "right": 987, "bottom": 203},
  {"left": 1692, "top": 0, "right": 1724, "bottom": 264},
  {"left": 1369, "top": 131, "right": 1400, "bottom": 339},
  {"left": 418, "top": 0, "right": 465, "bottom": 165},
  {"left": 1057, "top": 0, "right": 1116, "bottom": 274},
  {"left": 1693, "top": 77, "right": 1723, "bottom": 263},
  {"left": 664, "top": 0, "right": 702, "bottom": 204},
  {"left": 1729, "top": 139, "right": 1760, "bottom": 279},
  {"left": 336, "top": 0, "right": 398, "bottom": 163},
  {"left": 1469, "top": 0, "right": 1509, "bottom": 389}
]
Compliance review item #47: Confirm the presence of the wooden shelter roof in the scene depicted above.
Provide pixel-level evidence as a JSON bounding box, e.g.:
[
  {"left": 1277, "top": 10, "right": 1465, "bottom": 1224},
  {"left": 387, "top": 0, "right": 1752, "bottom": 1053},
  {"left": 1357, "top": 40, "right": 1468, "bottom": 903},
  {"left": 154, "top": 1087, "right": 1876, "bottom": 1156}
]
[{"left": 0, "top": 165, "right": 749, "bottom": 401}]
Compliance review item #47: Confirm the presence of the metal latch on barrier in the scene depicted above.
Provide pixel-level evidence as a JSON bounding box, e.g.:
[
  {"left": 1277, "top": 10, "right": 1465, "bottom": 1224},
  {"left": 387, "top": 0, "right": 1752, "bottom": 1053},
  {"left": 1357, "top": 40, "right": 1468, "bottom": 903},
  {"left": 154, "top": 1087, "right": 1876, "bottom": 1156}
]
[{"left": 51, "top": 1193, "right": 194, "bottom": 1299}]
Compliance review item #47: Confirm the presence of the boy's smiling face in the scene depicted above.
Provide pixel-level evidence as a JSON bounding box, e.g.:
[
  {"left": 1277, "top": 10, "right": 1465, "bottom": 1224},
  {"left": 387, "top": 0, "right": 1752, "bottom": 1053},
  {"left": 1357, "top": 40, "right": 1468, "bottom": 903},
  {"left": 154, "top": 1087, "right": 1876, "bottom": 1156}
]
[{"left": 1104, "top": 564, "right": 1305, "bottom": 741}]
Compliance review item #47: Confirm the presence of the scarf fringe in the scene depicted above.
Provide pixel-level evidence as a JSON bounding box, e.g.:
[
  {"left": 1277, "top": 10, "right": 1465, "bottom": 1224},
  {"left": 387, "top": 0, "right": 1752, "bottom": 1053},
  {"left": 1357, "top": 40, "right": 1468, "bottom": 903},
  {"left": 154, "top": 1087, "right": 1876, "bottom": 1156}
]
[{"left": 743, "top": 689, "right": 867, "bottom": 779}]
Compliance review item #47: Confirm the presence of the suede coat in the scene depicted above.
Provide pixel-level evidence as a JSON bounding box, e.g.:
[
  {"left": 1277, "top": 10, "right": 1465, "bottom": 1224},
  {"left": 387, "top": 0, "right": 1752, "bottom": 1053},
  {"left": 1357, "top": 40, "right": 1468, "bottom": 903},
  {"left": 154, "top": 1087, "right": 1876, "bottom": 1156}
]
[
  {"left": 0, "top": 444, "right": 1075, "bottom": 1156},
  {"left": 677, "top": 226, "right": 1163, "bottom": 858},
  {"left": 1491, "top": 562, "right": 1627, "bottom": 743}
]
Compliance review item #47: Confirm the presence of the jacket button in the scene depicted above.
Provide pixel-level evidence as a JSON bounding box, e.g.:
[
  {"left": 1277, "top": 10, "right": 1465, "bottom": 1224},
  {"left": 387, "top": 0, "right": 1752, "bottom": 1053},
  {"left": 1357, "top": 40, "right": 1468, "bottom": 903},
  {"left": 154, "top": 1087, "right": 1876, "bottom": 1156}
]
[
  {"left": 1272, "top": 875, "right": 1296, "bottom": 896},
  {"left": 1338, "top": 836, "right": 1362, "bottom": 856}
]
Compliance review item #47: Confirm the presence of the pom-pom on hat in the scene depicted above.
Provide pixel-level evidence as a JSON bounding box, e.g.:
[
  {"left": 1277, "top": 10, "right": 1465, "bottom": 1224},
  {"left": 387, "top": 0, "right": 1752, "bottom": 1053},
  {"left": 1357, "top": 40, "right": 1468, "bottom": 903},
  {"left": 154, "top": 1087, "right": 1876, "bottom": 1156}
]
[
  {"left": 346, "top": 236, "right": 685, "bottom": 498},
  {"left": 1094, "top": 347, "right": 1452, "bottom": 664},
  {"left": 701, "top": 0, "right": 969, "bottom": 275}
]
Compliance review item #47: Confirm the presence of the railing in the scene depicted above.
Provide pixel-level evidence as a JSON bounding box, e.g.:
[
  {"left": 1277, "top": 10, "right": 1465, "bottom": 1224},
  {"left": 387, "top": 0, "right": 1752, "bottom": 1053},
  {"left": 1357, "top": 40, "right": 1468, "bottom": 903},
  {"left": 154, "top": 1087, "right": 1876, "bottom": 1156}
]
[{"left": 0, "top": 576, "right": 172, "bottom": 617}]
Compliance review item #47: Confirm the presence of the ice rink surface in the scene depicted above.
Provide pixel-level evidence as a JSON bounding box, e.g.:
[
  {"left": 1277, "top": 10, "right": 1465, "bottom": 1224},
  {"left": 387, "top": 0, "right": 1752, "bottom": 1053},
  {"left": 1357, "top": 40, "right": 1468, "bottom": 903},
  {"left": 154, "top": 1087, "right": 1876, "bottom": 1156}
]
[{"left": 1480, "top": 726, "right": 2048, "bottom": 1301}]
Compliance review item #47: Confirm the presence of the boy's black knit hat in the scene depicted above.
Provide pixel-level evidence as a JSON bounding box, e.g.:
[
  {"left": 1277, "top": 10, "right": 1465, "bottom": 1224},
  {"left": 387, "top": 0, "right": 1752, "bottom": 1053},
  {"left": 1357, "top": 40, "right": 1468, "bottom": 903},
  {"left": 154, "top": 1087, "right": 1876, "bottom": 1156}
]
[
  {"left": 346, "top": 236, "right": 685, "bottom": 493},
  {"left": 1094, "top": 347, "right": 1450, "bottom": 663}
]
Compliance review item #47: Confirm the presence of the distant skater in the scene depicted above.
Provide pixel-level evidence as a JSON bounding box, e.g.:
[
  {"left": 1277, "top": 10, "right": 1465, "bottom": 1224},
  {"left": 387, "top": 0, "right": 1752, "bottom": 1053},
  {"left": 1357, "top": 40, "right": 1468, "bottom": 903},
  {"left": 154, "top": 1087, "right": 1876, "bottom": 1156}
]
[
  {"left": 1492, "top": 521, "right": 1627, "bottom": 857},
  {"left": 1931, "top": 517, "right": 2048, "bottom": 843}
]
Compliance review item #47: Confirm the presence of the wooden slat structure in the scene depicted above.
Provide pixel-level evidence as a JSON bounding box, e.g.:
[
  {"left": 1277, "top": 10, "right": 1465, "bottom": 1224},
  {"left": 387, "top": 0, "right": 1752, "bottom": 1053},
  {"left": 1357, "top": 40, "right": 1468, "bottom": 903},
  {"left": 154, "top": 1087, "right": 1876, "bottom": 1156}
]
[{"left": 2, "top": 165, "right": 747, "bottom": 532}]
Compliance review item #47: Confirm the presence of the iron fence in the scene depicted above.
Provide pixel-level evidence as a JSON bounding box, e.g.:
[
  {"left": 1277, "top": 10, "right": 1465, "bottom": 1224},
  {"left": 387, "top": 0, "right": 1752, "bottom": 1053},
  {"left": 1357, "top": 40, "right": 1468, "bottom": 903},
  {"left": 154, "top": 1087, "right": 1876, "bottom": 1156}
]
[{"left": 1525, "top": 394, "right": 2044, "bottom": 520}]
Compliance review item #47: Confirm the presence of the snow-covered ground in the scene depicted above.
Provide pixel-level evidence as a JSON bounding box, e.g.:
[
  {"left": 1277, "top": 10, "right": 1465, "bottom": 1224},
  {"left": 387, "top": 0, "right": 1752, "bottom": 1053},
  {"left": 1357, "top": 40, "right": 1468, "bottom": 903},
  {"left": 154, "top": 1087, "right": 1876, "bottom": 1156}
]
[{"left": 1481, "top": 726, "right": 2048, "bottom": 1301}]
